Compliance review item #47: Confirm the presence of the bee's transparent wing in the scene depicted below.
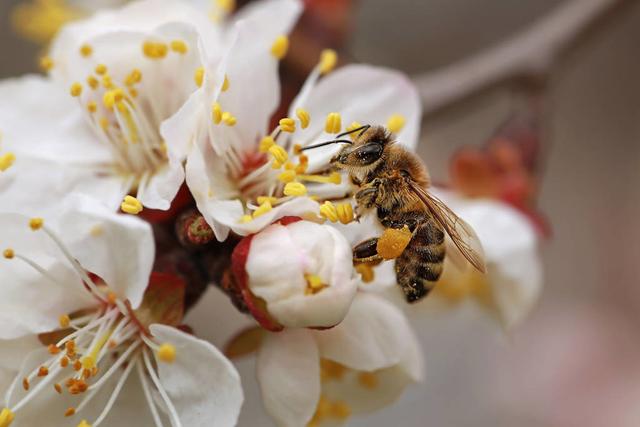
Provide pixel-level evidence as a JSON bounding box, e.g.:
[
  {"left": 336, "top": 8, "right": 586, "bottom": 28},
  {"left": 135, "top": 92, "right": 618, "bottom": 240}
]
[{"left": 408, "top": 181, "right": 486, "bottom": 273}]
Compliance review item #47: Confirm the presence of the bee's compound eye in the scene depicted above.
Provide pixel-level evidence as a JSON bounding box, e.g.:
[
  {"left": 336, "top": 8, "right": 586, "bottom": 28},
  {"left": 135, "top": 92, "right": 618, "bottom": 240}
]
[{"left": 355, "top": 142, "right": 383, "bottom": 165}]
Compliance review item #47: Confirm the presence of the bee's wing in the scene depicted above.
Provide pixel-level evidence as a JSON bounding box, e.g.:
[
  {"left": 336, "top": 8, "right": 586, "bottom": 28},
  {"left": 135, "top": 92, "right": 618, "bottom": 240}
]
[{"left": 407, "top": 180, "right": 486, "bottom": 273}]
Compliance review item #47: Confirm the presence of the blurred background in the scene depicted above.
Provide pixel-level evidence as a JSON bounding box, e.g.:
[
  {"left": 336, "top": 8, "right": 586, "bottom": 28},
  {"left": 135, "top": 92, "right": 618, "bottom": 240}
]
[{"left": 2, "top": 0, "right": 640, "bottom": 426}]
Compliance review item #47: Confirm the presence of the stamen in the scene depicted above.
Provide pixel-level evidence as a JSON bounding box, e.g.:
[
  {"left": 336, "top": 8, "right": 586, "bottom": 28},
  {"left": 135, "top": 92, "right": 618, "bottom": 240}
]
[
  {"left": 387, "top": 114, "right": 406, "bottom": 133},
  {"left": 28, "top": 217, "right": 43, "bottom": 230},
  {"left": 2, "top": 248, "right": 14, "bottom": 259},
  {"left": 259, "top": 136, "right": 275, "bottom": 153},
  {"left": 331, "top": 401, "right": 351, "bottom": 419},
  {"left": 222, "top": 112, "right": 237, "bottom": 126},
  {"left": 252, "top": 201, "right": 272, "bottom": 218},
  {"left": 335, "top": 203, "right": 353, "bottom": 224},
  {"left": 39, "top": 56, "right": 54, "bottom": 72},
  {"left": 319, "top": 49, "right": 338, "bottom": 75},
  {"left": 79, "top": 44, "right": 92, "bottom": 57},
  {"left": 54, "top": 383, "right": 62, "bottom": 394},
  {"left": 0, "top": 408, "right": 14, "bottom": 427},
  {"left": 346, "top": 121, "right": 363, "bottom": 139},
  {"left": 125, "top": 69, "right": 142, "bottom": 86},
  {"left": 194, "top": 67, "right": 204, "bottom": 87},
  {"left": 90, "top": 357, "right": 135, "bottom": 427},
  {"left": 256, "top": 196, "right": 278, "bottom": 205},
  {"left": 295, "top": 108, "right": 310, "bottom": 129},
  {"left": 169, "top": 40, "right": 188, "bottom": 54},
  {"left": 142, "top": 41, "right": 168, "bottom": 59},
  {"left": 136, "top": 360, "right": 164, "bottom": 427},
  {"left": 283, "top": 182, "right": 307, "bottom": 197},
  {"left": 94, "top": 64, "right": 107, "bottom": 76},
  {"left": 278, "top": 117, "right": 296, "bottom": 133},
  {"left": 324, "top": 112, "right": 341, "bottom": 134},
  {"left": 0, "top": 153, "right": 15, "bottom": 172},
  {"left": 65, "top": 407, "right": 76, "bottom": 417},
  {"left": 319, "top": 201, "right": 338, "bottom": 222},
  {"left": 277, "top": 170, "right": 296, "bottom": 183},
  {"left": 156, "top": 343, "right": 176, "bottom": 363},
  {"left": 121, "top": 195, "right": 143, "bottom": 214},
  {"left": 70, "top": 82, "right": 83, "bottom": 97},
  {"left": 297, "top": 172, "right": 341, "bottom": 185},
  {"left": 222, "top": 74, "right": 230, "bottom": 92},
  {"left": 22, "top": 378, "right": 29, "bottom": 391},
  {"left": 59, "top": 314, "right": 71, "bottom": 328},
  {"left": 270, "top": 35, "right": 289, "bottom": 59},
  {"left": 78, "top": 421, "right": 91, "bottom": 427},
  {"left": 268, "top": 145, "right": 288, "bottom": 168},
  {"left": 87, "top": 102, "right": 97, "bottom": 113}
]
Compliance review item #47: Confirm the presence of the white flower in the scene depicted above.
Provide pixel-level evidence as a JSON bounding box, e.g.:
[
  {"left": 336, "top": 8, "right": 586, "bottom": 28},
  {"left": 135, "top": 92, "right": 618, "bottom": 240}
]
[
  {"left": 162, "top": 15, "right": 421, "bottom": 240},
  {"left": 0, "top": 196, "right": 242, "bottom": 427},
  {"left": 417, "top": 190, "right": 543, "bottom": 330},
  {"left": 253, "top": 292, "right": 423, "bottom": 427},
  {"left": 0, "top": 0, "right": 302, "bottom": 214},
  {"left": 231, "top": 218, "right": 359, "bottom": 330}
]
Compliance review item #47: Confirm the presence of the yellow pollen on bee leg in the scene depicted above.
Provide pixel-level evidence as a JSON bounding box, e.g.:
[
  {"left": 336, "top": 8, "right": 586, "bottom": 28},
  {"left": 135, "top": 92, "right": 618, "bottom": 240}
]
[
  {"left": 170, "top": 40, "right": 188, "bottom": 54},
  {"left": 270, "top": 35, "right": 289, "bottom": 59},
  {"left": 278, "top": 117, "right": 296, "bottom": 133},
  {"left": 94, "top": 64, "right": 107, "bottom": 75},
  {"left": 387, "top": 114, "right": 406, "bottom": 133},
  {"left": 252, "top": 200, "right": 273, "bottom": 218},
  {"left": 211, "top": 102, "right": 222, "bottom": 124},
  {"left": 29, "top": 217, "right": 43, "bottom": 230},
  {"left": 377, "top": 225, "right": 413, "bottom": 260},
  {"left": 121, "top": 196, "right": 143, "bottom": 215},
  {"left": 0, "top": 408, "right": 15, "bottom": 427},
  {"left": 355, "top": 263, "right": 375, "bottom": 283},
  {"left": 0, "top": 153, "right": 16, "bottom": 172},
  {"left": 324, "top": 112, "right": 341, "bottom": 134},
  {"left": 284, "top": 182, "right": 307, "bottom": 197},
  {"left": 319, "top": 49, "right": 338, "bottom": 75},
  {"left": 40, "top": 56, "right": 54, "bottom": 72},
  {"left": 268, "top": 145, "right": 288, "bottom": 168},
  {"left": 222, "top": 74, "right": 230, "bottom": 92},
  {"left": 222, "top": 111, "right": 237, "bottom": 126},
  {"left": 194, "top": 66, "right": 204, "bottom": 87},
  {"left": 79, "top": 44, "right": 92, "bottom": 57},
  {"left": 3, "top": 249, "right": 14, "bottom": 259},
  {"left": 259, "top": 136, "right": 275, "bottom": 153},
  {"left": 295, "top": 108, "right": 310, "bottom": 129},
  {"left": 157, "top": 343, "right": 177, "bottom": 363},
  {"left": 70, "top": 82, "right": 83, "bottom": 97}
]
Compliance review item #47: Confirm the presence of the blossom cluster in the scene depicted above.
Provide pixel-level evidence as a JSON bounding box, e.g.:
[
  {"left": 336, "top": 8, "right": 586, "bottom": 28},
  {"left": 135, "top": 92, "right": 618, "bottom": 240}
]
[{"left": 0, "top": 1, "right": 543, "bottom": 426}]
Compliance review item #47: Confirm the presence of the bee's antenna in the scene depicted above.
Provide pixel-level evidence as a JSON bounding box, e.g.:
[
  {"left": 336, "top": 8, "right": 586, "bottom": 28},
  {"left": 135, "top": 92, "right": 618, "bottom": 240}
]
[
  {"left": 300, "top": 139, "right": 353, "bottom": 151},
  {"left": 336, "top": 124, "right": 370, "bottom": 139}
]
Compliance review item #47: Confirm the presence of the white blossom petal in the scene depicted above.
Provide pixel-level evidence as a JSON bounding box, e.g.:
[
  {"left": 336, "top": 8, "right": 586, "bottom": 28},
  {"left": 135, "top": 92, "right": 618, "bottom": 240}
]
[
  {"left": 256, "top": 329, "right": 320, "bottom": 427},
  {"left": 150, "top": 324, "right": 244, "bottom": 427}
]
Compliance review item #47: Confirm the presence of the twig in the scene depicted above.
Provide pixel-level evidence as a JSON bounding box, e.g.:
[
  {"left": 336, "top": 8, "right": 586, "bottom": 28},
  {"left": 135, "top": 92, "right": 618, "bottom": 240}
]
[{"left": 413, "top": 0, "right": 627, "bottom": 115}]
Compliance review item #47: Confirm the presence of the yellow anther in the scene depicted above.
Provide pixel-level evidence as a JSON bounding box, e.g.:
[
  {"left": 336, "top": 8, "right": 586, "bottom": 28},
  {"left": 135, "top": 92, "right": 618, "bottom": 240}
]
[
  {"left": 102, "top": 89, "right": 124, "bottom": 110},
  {"left": 37, "top": 366, "right": 49, "bottom": 377},
  {"left": 387, "top": 114, "right": 406, "bottom": 133},
  {"left": 99, "top": 117, "right": 109, "bottom": 130},
  {"left": 79, "top": 44, "right": 92, "bottom": 57},
  {"left": 377, "top": 226, "right": 413, "bottom": 260},
  {"left": 39, "top": 56, "right": 54, "bottom": 71},
  {"left": 142, "top": 41, "right": 168, "bottom": 59},
  {"left": 295, "top": 108, "right": 310, "bottom": 129},
  {"left": 259, "top": 136, "right": 275, "bottom": 153},
  {"left": 216, "top": 0, "right": 235, "bottom": 12},
  {"left": 222, "top": 74, "right": 230, "bottom": 92},
  {"left": 336, "top": 203, "right": 353, "bottom": 224},
  {"left": 157, "top": 343, "right": 176, "bottom": 363},
  {"left": 128, "top": 88, "right": 138, "bottom": 98},
  {"left": 268, "top": 145, "right": 288, "bottom": 168},
  {"left": 121, "top": 195, "right": 143, "bottom": 215},
  {"left": 70, "top": 82, "right": 83, "bottom": 97},
  {"left": 0, "top": 153, "right": 16, "bottom": 172},
  {"left": 304, "top": 274, "right": 327, "bottom": 295},
  {"left": 284, "top": 182, "right": 307, "bottom": 197},
  {"left": 346, "top": 121, "right": 363, "bottom": 139},
  {"left": 77, "top": 420, "right": 91, "bottom": 427},
  {"left": 81, "top": 356, "right": 95, "bottom": 370},
  {"left": 94, "top": 64, "right": 107, "bottom": 75},
  {"left": 358, "top": 371, "right": 379, "bottom": 389},
  {"left": 355, "top": 263, "right": 375, "bottom": 283},
  {"left": 125, "top": 69, "right": 142, "bottom": 86},
  {"left": 278, "top": 170, "right": 296, "bottom": 183},
  {"left": 22, "top": 377, "right": 29, "bottom": 391},
  {"left": 64, "top": 407, "right": 76, "bottom": 417},
  {"left": 211, "top": 102, "right": 222, "bottom": 124},
  {"left": 324, "top": 112, "right": 341, "bottom": 134},
  {"left": 3, "top": 249, "right": 15, "bottom": 259},
  {"left": 284, "top": 161, "right": 296, "bottom": 170},
  {"left": 331, "top": 401, "right": 351, "bottom": 419},
  {"left": 298, "top": 172, "right": 341, "bottom": 185},
  {"left": 319, "top": 49, "right": 338, "bottom": 75},
  {"left": 86, "top": 75, "right": 99, "bottom": 90},
  {"left": 256, "top": 196, "right": 278, "bottom": 205},
  {"left": 194, "top": 67, "right": 204, "bottom": 87},
  {"left": 29, "top": 217, "right": 44, "bottom": 230},
  {"left": 278, "top": 117, "right": 296, "bottom": 133},
  {"left": 222, "top": 111, "right": 237, "bottom": 126},
  {"left": 0, "top": 408, "right": 15, "bottom": 427},
  {"left": 59, "top": 314, "right": 70, "bottom": 328},
  {"left": 239, "top": 215, "right": 253, "bottom": 223},
  {"left": 252, "top": 201, "right": 272, "bottom": 218},
  {"left": 87, "top": 101, "right": 97, "bottom": 113},
  {"left": 101, "top": 74, "right": 113, "bottom": 89},
  {"left": 320, "top": 201, "right": 338, "bottom": 222},
  {"left": 170, "top": 40, "right": 188, "bottom": 54},
  {"left": 320, "top": 359, "right": 346, "bottom": 380},
  {"left": 270, "top": 35, "right": 289, "bottom": 59}
]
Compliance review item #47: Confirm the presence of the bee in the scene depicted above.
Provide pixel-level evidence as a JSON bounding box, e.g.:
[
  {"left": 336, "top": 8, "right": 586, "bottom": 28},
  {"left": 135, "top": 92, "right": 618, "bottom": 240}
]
[{"left": 302, "top": 125, "right": 486, "bottom": 302}]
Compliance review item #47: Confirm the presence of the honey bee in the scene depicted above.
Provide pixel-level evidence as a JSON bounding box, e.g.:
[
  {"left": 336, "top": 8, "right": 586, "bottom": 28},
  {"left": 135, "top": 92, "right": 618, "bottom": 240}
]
[{"left": 302, "top": 125, "right": 486, "bottom": 302}]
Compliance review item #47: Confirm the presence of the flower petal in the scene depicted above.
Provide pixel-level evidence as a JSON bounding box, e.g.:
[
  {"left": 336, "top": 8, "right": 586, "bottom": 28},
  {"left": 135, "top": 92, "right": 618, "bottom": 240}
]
[
  {"left": 136, "top": 146, "right": 185, "bottom": 210},
  {"left": 290, "top": 65, "right": 422, "bottom": 171},
  {"left": 256, "top": 329, "right": 320, "bottom": 427},
  {"left": 150, "top": 324, "right": 244, "bottom": 427},
  {"left": 315, "top": 293, "right": 420, "bottom": 372}
]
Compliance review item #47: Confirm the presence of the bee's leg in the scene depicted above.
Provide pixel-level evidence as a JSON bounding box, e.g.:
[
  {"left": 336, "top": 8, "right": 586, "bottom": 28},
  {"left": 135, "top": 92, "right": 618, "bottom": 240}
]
[
  {"left": 354, "top": 186, "right": 378, "bottom": 221},
  {"left": 353, "top": 237, "right": 382, "bottom": 263}
]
